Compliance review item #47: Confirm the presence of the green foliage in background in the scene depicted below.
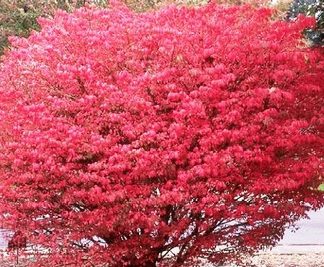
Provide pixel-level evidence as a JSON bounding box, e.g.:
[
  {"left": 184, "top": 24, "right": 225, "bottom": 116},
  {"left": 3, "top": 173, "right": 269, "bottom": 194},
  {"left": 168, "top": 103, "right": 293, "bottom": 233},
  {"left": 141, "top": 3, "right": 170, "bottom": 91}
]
[
  {"left": 0, "top": 1, "right": 109, "bottom": 55},
  {"left": 1, "top": 2, "right": 39, "bottom": 54},
  {"left": 318, "top": 184, "right": 324, "bottom": 192}
]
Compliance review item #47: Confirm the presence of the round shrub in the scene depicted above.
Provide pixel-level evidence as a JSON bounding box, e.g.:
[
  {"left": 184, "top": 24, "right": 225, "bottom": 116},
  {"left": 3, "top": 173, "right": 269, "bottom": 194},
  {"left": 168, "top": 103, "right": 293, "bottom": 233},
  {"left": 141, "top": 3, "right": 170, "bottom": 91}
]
[{"left": 0, "top": 3, "right": 323, "bottom": 266}]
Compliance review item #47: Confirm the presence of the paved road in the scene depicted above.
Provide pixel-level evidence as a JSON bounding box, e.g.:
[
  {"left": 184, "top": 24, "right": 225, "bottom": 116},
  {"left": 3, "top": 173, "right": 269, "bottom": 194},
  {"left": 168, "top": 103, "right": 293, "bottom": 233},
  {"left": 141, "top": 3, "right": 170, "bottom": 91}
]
[{"left": 280, "top": 208, "right": 324, "bottom": 245}]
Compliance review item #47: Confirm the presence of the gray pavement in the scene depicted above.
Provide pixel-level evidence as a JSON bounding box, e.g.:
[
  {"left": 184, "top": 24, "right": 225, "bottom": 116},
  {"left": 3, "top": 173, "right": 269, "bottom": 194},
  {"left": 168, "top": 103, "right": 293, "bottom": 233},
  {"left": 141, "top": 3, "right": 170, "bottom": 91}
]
[{"left": 280, "top": 208, "right": 324, "bottom": 245}]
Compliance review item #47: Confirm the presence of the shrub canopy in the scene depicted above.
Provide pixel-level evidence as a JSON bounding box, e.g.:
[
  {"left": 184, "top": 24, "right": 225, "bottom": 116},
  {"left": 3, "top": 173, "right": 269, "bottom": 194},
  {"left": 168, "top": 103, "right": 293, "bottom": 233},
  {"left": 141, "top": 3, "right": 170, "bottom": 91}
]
[{"left": 0, "top": 3, "right": 323, "bottom": 266}]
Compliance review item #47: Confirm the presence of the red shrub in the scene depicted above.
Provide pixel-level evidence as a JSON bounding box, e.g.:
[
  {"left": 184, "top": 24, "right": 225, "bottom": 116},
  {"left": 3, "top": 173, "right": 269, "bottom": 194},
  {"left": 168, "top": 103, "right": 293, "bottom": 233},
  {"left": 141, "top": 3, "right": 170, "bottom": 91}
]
[{"left": 0, "top": 3, "right": 323, "bottom": 266}]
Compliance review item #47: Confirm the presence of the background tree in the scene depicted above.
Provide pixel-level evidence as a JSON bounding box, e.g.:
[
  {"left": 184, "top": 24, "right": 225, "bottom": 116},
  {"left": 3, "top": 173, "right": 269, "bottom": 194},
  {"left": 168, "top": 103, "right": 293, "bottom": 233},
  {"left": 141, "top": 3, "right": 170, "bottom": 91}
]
[
  {"left": 0, "top": 3, "right": 323, "bottom": 267},
  {"left": 0, "top": 1, "right": 109, "bottom": 55},
  {"left": 287, "top": 0, "right": 323, "bottom": 45}
]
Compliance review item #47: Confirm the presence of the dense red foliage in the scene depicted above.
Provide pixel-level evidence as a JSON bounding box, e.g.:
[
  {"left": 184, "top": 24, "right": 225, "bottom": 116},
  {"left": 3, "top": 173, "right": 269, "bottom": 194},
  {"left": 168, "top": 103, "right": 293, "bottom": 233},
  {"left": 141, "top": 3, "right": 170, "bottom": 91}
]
[{"left": 0, "top": 3, "right": 323, "bottom": 266}]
